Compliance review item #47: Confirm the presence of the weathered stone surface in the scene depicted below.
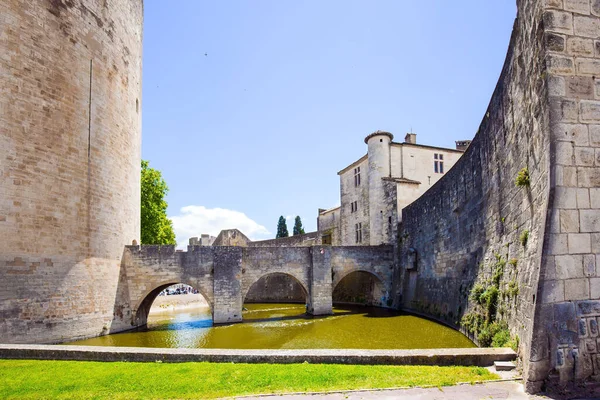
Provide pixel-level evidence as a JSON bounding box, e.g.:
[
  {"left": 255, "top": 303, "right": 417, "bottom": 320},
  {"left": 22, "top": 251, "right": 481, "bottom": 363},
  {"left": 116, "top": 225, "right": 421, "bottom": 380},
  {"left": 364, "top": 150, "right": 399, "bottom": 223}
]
[
  {"left": 0, "top": 0, "right": 143, "bottom": 344},
  {"left": 554, "top": 123, "right": 589, "bottom": 145},
  {"left": 565, "top": 0, "right": 591, "bottom": 15},
  {"left": 574, "top": 14, "right": 600, "bottom": 37},
  {"left": 561, "top": 210, "right": 580, "bottom": 232},
  {"left": 565, "top": 278, "right": 591, "bottom": 300},
  {"left": 580, "top": 209, "right": 600, "bottom": 231},
  {"left": 556, "top": 254, "right": 584, "bottom": 278},
  {"left": 568, "top": 234, "right": 592, "bottom": 253},
  {"left": 581, "top": 100, "right": 600, "bottom": 121},
  {"left": 567, "top": 76, "right": 595, "bottom": 98},
  {"left": 546, "top": 10, "right": 575, "bottom": 34}
]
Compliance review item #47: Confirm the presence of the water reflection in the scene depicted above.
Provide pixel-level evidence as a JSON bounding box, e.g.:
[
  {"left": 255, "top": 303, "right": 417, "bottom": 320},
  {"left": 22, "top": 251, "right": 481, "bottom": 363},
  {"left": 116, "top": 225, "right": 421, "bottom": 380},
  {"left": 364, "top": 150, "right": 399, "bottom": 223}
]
[{"left": 67, "top": 304, "right": 475, "bottom": 349}]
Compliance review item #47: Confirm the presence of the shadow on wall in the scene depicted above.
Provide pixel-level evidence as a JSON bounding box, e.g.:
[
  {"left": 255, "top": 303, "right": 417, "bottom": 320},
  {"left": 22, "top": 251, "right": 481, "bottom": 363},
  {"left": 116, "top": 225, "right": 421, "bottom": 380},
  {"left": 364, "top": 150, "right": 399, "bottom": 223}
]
[
  {"left": 333, "top": 270, "right": 386, "bottom": 307},
  {"left": 244, "top": 273, "right": 307, "bottom": 304}
]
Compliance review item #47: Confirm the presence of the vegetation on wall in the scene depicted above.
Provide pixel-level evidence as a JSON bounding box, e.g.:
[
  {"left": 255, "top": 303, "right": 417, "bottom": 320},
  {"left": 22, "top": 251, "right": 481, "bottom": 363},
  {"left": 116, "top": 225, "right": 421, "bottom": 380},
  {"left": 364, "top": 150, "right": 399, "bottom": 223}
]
[
  {"left": 515, "top": 167, "right": 530, "bottom": 187},
  {"left": 461, "top": 253, "right": 519, "bottom": 351},
  {"left": 141, "top": 160, "right": 176, "bottom": 245},
  {"left": 276, "top": 216, "right": 289, "bottom": 238},
  {"left": 520, "top": 230, "right": 529, "bottom": 247},
  {"left": 293, "top": 216, "right": 305, "bottom": 236}
]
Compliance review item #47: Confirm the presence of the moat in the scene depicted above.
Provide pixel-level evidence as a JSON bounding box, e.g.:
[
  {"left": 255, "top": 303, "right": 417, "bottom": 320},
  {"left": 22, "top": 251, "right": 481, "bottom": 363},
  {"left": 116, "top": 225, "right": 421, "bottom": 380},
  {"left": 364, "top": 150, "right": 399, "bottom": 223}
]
[{"left": 67, "top": 303, "right": 474, "bottom": 349}]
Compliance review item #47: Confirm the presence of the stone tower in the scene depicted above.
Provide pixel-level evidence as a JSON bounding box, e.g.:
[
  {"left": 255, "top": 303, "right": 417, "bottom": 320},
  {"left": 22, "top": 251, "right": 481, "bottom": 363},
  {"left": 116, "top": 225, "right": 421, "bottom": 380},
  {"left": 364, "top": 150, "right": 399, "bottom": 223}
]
[
  {"left": 365, "top": 131, "right": 393, "bottom": 245},
  {"left": 0, "top": 0, "right": 143, "bottom": 343}
]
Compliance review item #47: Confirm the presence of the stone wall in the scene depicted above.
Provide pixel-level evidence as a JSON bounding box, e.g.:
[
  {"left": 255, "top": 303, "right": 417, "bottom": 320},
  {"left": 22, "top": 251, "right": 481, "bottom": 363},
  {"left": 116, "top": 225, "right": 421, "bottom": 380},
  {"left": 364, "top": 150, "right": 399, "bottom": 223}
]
[
  {"left": 397, "top": 0, "right": 600, "bottom": 391},
  {"left": 531, "top": 0, "right": 600, "bottom": 389},
  {"left": 0, "top": 0, "right": 142, "bottom": 344},
  {"left": 248, "top": 231, "right": 320, "bottom": 247},
  {"left": 244, "top": 274, "right": 306, "bottom": 303}
]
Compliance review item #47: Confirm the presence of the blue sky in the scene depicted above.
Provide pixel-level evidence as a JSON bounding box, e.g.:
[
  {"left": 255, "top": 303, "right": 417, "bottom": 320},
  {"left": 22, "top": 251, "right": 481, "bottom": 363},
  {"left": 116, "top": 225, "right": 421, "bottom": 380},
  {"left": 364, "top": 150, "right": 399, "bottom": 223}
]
[{"left": 142, "top": 1, "right": 517, "bottom": 248}]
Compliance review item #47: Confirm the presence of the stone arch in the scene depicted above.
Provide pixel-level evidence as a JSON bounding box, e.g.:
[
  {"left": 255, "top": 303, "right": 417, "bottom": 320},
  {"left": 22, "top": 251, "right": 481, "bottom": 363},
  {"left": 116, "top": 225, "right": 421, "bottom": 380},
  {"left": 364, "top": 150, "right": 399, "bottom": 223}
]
[
  {"left": 332, "top": 269, "right": 388, "bottom": 307},
  {"left": 243, "top": 272, "right": 309, "bottom": 304},
  {"left": 133, "top": 280, "right": 213, "bottom": 326}
]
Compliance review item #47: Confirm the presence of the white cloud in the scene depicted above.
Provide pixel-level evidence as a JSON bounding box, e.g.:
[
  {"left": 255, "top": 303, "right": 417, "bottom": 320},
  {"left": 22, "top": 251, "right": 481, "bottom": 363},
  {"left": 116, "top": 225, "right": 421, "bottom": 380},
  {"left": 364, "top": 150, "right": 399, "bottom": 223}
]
[{"left": 170, "top": 205, "right": 271, "bottom": 249}]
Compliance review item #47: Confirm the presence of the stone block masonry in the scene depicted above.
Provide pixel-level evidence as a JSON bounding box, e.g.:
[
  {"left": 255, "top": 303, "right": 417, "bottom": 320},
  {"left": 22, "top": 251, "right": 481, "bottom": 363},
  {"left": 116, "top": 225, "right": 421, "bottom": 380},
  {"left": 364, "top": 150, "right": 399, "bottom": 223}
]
[
  {"left": 111, "top": 245, "right": 394, "bottom": 331},
  {"left": 398, "top": 0, "right": 600, "bottom": 392},
  {"left": 0, "top": 0, "right": 142, "bottom": 344}
]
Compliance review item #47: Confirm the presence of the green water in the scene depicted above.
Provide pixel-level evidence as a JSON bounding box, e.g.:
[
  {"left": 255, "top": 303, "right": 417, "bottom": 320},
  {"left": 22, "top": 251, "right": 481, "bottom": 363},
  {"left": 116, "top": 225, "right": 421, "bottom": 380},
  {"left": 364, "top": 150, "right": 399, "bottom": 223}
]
[{"left": 67, "top": 304, "right": 474, "bottom": 349}]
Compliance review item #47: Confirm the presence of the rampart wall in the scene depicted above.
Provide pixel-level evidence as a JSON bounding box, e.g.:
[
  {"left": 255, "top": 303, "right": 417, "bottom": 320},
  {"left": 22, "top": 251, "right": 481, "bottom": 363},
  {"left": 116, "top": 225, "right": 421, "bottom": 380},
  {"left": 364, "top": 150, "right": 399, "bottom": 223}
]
[{"left": 398, "top": 0, "right": 600, "bottom": 390}]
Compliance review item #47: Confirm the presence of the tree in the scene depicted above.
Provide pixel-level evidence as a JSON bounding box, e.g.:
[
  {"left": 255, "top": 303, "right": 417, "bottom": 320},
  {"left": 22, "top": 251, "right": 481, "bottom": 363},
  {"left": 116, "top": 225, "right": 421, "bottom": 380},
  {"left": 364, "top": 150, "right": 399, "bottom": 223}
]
[
  {"left": 293, "top": 216, "right": 305, "bottom": 236},
  {"left": 276, "top": 216, "right": 289, "bottom": 238},
  {"left": 141, "top": 160, "right": 176, "bottom": 245}
]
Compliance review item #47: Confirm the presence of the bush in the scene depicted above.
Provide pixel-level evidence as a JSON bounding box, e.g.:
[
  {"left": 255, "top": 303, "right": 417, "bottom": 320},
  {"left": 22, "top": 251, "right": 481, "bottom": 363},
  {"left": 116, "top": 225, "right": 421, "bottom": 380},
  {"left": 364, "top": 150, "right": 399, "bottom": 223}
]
[
  {"left": 491, "top": 328, "right": 511, "bottom": 347},
  {"left": 461, "top": 311, "right": 484, "bottom": 334},
  {"left": 470, "top": 284, "right": 486, "bottom": 305},
  {"left": 481, "top": 286, "right": 499, "bottom": 319}
]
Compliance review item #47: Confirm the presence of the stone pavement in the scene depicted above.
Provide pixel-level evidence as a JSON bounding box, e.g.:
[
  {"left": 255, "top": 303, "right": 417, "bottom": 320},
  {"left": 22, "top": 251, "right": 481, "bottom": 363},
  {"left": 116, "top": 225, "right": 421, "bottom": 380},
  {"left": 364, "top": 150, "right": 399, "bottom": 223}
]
[{"left": 232, "top": 381, "right": 599, "bottom": 400}]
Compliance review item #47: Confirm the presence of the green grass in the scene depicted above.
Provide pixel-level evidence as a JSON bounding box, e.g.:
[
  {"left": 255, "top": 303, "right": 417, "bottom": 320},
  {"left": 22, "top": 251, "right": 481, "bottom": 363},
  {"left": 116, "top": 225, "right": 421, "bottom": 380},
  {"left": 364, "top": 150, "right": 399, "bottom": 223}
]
[{"left": 0, "top": 360, "right": 499, "bottom": 399}]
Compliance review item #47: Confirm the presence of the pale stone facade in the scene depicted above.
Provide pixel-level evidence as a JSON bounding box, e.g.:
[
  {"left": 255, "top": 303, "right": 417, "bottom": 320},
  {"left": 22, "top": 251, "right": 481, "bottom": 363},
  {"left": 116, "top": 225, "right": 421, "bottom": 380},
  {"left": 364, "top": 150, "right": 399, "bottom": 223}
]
[{"left": 319, "top": 132, "right": 467, "bottom": 246}]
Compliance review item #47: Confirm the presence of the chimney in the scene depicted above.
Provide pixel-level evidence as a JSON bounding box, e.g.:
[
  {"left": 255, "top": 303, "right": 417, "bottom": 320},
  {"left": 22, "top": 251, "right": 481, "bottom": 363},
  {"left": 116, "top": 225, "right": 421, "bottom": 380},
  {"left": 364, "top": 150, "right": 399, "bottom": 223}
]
[
  {"left": 455, "top": 140, "right": 472, "bottom": 151},
  {"left": 404, "top": 133, "right": 417, "bottom": 144}
]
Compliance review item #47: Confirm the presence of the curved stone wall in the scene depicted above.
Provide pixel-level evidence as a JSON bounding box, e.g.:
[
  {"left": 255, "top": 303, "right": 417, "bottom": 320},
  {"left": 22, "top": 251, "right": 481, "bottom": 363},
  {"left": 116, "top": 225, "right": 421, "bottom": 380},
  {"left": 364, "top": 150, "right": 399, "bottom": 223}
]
[
  {"left": 398, "top": 0, "right": 600, "bottom": 391},
  {"left": 0, "top": 0, "right": 143, "bottom": 343}
]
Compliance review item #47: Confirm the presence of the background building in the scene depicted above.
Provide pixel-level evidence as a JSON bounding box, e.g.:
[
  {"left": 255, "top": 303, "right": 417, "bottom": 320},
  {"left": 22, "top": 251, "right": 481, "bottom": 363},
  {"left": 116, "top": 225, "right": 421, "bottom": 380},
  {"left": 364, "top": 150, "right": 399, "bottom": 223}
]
[{"left": 319, "top": 131, "right": 469, "bottom": 246}]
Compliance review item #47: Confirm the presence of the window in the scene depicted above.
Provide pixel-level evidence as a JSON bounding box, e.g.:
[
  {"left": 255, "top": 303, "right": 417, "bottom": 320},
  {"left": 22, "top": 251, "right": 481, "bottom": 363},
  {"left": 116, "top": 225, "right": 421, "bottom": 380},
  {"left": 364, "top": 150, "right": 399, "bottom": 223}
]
[
  {"left": 355, "top": 222, "right": 362, "bottom": 243},
  {"left": 350, "top": 201, "right": 358, "bottom": 213},
  {"left": 434, "top": 154, "right": 444, "bottom": 174},
  {"left": 354, "top": 167, "right": 361, "bottom": 186}
]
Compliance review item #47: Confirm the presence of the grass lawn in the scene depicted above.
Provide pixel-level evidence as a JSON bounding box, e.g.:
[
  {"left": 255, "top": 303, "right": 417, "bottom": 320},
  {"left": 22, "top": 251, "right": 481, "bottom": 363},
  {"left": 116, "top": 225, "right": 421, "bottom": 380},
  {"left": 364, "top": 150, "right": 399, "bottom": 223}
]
[{"left": 0, "top": 360, "right": 499, "bottom": 399}]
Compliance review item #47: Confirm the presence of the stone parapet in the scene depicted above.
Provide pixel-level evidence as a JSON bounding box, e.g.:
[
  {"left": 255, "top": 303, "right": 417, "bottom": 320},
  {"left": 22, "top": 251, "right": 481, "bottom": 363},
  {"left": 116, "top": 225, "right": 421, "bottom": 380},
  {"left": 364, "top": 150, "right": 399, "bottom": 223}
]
[{"left": 0, "top": 344, "right": 516, "bottom": 367}]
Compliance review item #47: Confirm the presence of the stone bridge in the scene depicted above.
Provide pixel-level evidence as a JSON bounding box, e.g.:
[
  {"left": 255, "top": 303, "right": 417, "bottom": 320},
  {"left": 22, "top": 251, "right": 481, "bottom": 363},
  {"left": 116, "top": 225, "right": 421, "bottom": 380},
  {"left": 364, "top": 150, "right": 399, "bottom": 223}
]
[{"left": 112, "top": 245, "right": 395, "bottom": 328}]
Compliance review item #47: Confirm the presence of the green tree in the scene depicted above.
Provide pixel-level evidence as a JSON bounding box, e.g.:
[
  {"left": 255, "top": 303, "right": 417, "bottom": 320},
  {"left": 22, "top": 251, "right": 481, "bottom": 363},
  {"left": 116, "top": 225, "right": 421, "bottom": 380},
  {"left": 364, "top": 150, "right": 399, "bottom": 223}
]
[
  {"left": 293, "top": 216, "right": 305, "bottom": 236},
  {"left": 141, "top": 160, "right": 176, "bottom": 245},
  {"left": 276, "top": 216, "right": 289, "bottom": 238}
]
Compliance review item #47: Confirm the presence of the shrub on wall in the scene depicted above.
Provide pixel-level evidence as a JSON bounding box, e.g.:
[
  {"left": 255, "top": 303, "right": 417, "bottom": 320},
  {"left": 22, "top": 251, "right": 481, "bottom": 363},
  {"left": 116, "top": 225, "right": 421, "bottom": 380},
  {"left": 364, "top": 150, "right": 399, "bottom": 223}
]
[
  {"left": 460, "top": 253, "right": 519, "bottom": 350},
  {"left": 515, "top": 167, "right": 530, "bottom": 187}
]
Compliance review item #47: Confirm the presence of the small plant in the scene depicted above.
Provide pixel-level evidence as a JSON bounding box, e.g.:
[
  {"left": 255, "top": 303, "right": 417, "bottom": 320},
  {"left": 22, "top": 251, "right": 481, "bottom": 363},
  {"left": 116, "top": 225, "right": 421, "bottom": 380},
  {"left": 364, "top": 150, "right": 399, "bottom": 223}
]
[
  {"left": 520, "top": 230, "right": 529, "bottom": 247},
  {"left": 507, "top": 280, "right": 519, "bottom": 298},
  {"left": 470, "top": 283, "right": 486, "bottom": 305},
  {"left": 461, "top": 311, "right": 484, "bottom": 334},
  {"left": 515, "top": 167, "right": 530, "bottom": 187},
  {"left": 508, "top": 258, "right": 518, "bottom": 267}
]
